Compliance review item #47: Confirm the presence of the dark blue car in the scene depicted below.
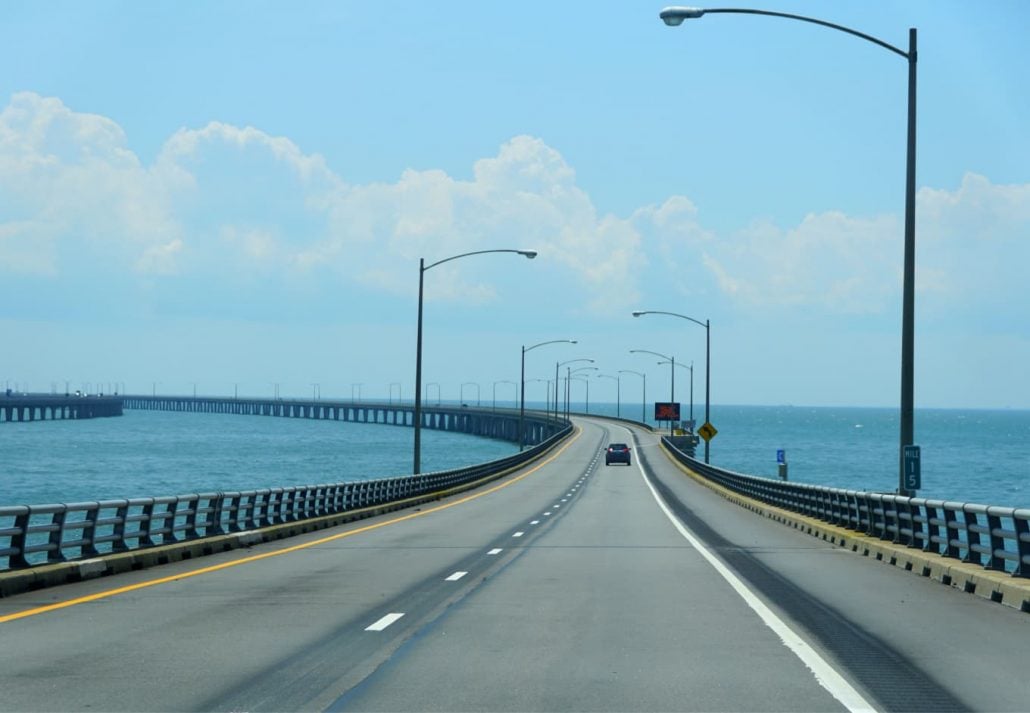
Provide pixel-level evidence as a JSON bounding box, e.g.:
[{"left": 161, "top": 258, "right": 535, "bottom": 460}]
[{"left": 605, "top": 443, "right": 631, "bottom": 466}]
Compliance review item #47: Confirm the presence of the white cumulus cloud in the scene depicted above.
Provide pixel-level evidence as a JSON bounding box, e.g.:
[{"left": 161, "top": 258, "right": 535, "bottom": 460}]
[{"left": 2, "top": 93, "right": 1028, "bottom": 328}]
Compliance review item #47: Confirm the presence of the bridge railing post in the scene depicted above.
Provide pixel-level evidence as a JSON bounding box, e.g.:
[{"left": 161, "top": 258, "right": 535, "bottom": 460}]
[
  {"left": 46, "top": 507, "right": 69, "bottom": 564},
  {"left": 7, "top": 507, "right": 31, "bottom": 569},
  {"left": 1013, "top": 511, "right": 1029, "bottom": 577}
]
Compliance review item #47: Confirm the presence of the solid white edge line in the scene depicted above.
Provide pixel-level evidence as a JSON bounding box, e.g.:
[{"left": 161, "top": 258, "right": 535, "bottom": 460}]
[
  {"left": 446, "top": 571, "right": 468, "bottom": 581},
  {"left": 365, "top": 612, "right": 405, "bottom": 631},
  {"left": 627, "top": 428, "right": 876, "bottom": 713}
]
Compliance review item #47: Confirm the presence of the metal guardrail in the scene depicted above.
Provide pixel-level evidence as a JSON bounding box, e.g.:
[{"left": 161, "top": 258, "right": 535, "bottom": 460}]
[
  {"left": 662, "top": 437, "right": 1030, "bottom": 578},
  {"left": 0, "top": 424, "right": 573, "bottom": 571}
]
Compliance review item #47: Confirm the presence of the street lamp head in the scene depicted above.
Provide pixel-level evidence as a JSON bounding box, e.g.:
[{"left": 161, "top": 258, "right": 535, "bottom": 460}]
[
  {"left": 632, "top": 311, "right": 645, "bottom": 317},
  {"left": 659, "top": 6, "right": 705, "bottom": 26},
  {"left": 519, "top": 250, "right": 538, "bottom": 259}
]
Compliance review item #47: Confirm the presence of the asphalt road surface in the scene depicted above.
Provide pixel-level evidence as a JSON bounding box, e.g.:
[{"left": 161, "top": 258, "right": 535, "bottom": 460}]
[{"left": 1, "top": 416, "right": 1028, "bottom": 712}]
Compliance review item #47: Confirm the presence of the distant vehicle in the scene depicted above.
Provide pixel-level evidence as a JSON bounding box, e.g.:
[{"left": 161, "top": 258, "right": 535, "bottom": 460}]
[{"left": 605, "top": 443, "right": 631, "bottom": 466}]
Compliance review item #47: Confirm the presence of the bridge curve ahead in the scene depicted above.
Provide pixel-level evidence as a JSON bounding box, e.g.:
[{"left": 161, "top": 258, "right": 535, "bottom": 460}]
[{"left": 1, "top": 416, "right": 1028, "bottom": 712}]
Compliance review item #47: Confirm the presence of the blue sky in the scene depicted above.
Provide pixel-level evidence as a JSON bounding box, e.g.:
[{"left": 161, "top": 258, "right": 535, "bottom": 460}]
[{"left": 1, "top": 0, "right": 1028, "bottom": 411}]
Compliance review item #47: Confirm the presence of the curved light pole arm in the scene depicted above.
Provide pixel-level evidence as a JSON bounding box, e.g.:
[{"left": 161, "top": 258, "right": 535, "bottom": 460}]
[
  {"left": 526, "top": 338, "right": 576, "bottom": 353},
  {"left": 633, "top": 310, "right": 706, "bottom": 330},
  {"left": 630, "top": 348, "right": 672, "bottom": 361},
  {"left": 424, "top": 249, "right": 537, "bottom": 272},
  {"left": 662, "top": 7, "right": 908, "bottom": 58}
]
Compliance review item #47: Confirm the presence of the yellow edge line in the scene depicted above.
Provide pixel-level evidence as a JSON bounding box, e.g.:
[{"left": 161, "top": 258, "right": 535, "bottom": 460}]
[{"left": 1, "top": 426, "right": 583, "bottom": 625}]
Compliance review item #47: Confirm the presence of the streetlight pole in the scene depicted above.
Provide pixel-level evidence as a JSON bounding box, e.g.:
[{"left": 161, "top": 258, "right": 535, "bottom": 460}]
[
  {"left": 521, "top": 339, "right": 576, "bottom": 449},
  {"left": 460, "top": 382, "right": 481, "bottom": 406},
  {"left": 570, "top": 366, "right": 598, "bottom": 414},
  {"left": 619, "top": 370, "right": 647, "bottom": 424},
  {"left": 660, "top": 359, "right": 694, "bottom": 427},
  {"left": 570, "top": 377, "right": 591, "bottom": 415},
  {"left": 525, "top": 378, "right": 547, "bottom": 413},
  {"left": 425, "top": 382, "right": 441, "bottom": 405},
  {"left": 634, "top": 311, "right": 710, "bottom": 461},
  {"left": 689, "top": 360, "right": 694, "bottom": 424},
  {"left": 565, "top": 368, "right": 570, "bottom": 420},
  {"left": 658, "top": 5, "right": 916, "bottom": 489},
  {"left": 414, "top": 248, "right": 537, "bottom": 474},
  {"left": 556, "top": 358, "right": 593, "bottom": 423},
  {"left": 493, "top": 380, "right": 516, "bottom": 411},
  {"left": 597, "top": 374, "right": 621, "bottom": 418},
  {"left": 631, "top": 348, "right": 676, "bottom": 435}
]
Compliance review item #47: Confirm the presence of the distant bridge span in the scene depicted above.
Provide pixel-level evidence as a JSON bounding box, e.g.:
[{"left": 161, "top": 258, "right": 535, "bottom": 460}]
[{"left": 120, "top": 394, "right": 562, "bottom": 447}]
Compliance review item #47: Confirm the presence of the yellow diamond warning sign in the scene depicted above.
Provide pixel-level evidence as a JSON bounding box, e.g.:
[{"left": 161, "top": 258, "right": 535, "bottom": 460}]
[{"left": 698, "top": 422, "right": 718, "bottom": 442}]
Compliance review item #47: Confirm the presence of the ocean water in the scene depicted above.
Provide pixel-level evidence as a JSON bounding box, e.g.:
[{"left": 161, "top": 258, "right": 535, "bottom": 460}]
[
  {"left": 598, "top": 403, "right": 1030, "bottom": 508},
  {"left": 0, "top": 409, "right": 518, "bottom": 507},
  {"left": 1, "top": 404, "right": 1027, "bottom": 509}
]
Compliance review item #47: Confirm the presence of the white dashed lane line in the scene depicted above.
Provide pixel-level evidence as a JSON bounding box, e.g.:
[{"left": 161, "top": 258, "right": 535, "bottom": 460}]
[
  {"left": 530, "top": 520, "right": 540, "bottom": 525},
  {"left": 513, "top": 531, "right": 525, "bottom": 538},
  {"left": 488, "top": 548, "right": 502, "bottom": 555},
  {"left": 445, "top": 571, "right": 468, "bottom": 581},
  {"left": 365, "top": 613, "right": 405, "bottom": 631}
]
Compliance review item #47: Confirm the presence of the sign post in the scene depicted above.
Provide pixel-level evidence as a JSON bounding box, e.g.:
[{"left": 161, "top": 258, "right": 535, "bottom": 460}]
[{"left": 776, "top": 449, "right": 788, "bottom": 481}]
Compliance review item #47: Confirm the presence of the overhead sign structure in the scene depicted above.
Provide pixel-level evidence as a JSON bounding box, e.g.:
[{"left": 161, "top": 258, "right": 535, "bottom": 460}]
[
  {"left": 654, "top": 402, "right": 681, "bottom": 421},
  {"left": 698, "top": 422, "right": 717, "bottom": 442}
]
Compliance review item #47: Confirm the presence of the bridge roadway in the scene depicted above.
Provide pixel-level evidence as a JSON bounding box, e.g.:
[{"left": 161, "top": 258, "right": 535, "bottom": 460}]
[{"left": 1, "top": 417, "right": 1028, "bottom": 712}]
